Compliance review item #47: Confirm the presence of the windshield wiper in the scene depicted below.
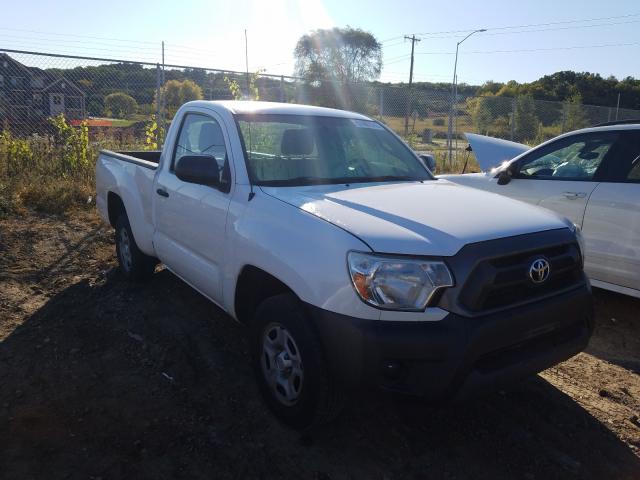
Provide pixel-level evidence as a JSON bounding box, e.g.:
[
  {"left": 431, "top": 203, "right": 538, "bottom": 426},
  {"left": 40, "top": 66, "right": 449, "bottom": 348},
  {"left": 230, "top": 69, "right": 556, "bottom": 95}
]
[
  {"left": 363, "top": 175, "right": 424, "bottom": 182},
  {"left": 257, "top": 176, "right": 340, "bottom": 186}
]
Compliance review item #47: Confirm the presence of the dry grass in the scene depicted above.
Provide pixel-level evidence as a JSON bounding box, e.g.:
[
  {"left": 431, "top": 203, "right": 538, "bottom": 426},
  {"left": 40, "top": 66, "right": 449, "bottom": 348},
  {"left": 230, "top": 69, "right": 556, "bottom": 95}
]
[
  {"left": 0, "top": 125, "right": 144, "bottom": 217},
  {"left": 382, "top": 115, "right": 475, "bottom": 137},
  {"left": 16, "top": 177, "right": 94, "bottom": 215}
]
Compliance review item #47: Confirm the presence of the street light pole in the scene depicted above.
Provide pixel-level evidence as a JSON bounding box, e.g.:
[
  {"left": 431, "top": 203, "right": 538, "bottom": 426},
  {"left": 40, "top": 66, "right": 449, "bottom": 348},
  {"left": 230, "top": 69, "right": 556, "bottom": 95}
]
[{"left": 447, "top": 28, "right": 486, "bottom": 167}]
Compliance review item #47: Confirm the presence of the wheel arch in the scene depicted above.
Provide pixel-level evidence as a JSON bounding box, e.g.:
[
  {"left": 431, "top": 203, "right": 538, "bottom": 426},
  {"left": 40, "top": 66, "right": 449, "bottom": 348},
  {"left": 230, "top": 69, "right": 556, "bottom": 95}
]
[
  {"left": 107, "top": 191, "right": 127, "bottom": 227},
  {"left": 234, "top": 265, "right": 297, "bottom": 325}
]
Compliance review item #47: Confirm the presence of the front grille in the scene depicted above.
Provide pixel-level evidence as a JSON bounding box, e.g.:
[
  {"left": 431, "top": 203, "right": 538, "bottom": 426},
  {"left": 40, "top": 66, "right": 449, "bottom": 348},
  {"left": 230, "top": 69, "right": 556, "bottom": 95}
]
[{"left": 458, "top": 242, "right": 583, "bottom": 313}]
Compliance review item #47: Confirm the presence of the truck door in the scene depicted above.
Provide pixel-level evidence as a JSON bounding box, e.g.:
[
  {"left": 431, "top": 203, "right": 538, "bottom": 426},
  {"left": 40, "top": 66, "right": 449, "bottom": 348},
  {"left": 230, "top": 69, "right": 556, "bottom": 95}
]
[
  {"left": 581, "top": 130, "right": 640, "bottom": 293},
  {"left": 153, "top": 110, "right": 232, "bottom": 305},
  {"left": 495, "top": 131, "right": 619, "bottom": 227}
]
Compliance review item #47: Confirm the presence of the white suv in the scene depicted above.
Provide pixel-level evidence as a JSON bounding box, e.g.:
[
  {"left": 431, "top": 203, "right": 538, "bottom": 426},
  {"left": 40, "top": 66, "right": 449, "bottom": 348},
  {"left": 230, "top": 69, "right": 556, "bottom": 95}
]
[{"left": 443, "top": 123, "right": 640, "bottom": 298}]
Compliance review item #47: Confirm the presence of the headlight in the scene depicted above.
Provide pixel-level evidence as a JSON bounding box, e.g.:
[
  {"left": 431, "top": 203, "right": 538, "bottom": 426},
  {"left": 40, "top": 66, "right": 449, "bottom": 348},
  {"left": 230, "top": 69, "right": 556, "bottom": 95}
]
[
  {"left": 572, "top": 223, "right": 585, "bottom": 264},
  {"left": 347, "top": 252, "right": 454, "bottom": 311}
]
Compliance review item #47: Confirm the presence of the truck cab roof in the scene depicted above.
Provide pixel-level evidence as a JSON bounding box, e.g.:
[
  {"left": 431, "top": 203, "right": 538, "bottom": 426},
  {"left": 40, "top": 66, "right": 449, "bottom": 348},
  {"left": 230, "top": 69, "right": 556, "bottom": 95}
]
[{"left": 184, "top": 100, "right": 373, "bottom": 120}]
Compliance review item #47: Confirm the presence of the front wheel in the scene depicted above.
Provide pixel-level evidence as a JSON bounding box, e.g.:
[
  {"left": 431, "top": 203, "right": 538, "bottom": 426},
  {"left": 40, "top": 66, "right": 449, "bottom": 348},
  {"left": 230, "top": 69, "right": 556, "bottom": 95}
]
[
  {"left": 115, "top": 214, "right": 156, "bottom": 281},
  {"left": 250, "top": 294, "right": 345, "bottom": 429}
]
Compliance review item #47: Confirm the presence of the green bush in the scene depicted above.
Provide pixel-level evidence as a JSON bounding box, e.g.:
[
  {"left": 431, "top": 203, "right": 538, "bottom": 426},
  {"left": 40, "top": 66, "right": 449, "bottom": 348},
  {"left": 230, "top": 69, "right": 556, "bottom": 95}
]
[
  {"left": 0, "top": 114, "right": 147, "bottom": 216},
  {"left": 104, "top": 92, "right": 138, "bottom": 119}
]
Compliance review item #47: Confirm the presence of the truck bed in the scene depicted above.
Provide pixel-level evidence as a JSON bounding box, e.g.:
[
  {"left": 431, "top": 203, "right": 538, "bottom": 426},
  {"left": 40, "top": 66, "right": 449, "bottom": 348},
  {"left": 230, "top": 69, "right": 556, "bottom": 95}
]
[{"left": 100, "top": 150, "right": 161, "bottom": 169}]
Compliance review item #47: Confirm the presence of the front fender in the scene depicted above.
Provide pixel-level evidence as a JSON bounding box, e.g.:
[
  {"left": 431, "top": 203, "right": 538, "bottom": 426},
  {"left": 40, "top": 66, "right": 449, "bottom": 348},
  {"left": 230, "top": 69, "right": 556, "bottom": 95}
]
[{"left": 223, "top": 186, "right": 381, "bottom": 321}]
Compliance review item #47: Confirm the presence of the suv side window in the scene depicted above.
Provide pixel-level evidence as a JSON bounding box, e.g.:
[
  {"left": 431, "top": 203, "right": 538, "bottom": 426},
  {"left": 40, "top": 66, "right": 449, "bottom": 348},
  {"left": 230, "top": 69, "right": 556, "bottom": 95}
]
[
  {"left": 172, "top": 113, "right": 231, "bottom": 192},
  {"left": 616, "top": 131, "right": 640, "bottom": 183},
  {"left": 515, "top": 132, "right": 618, "bottom": 181},
  {"left": 627, "top": 160, "right": 640, "bottom": 181}
]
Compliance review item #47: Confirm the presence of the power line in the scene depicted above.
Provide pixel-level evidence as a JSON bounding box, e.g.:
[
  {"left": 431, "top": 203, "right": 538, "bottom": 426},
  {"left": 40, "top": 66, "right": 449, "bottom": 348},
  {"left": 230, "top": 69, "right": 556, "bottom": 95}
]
[
  {"left": 0, "top": 33, "right": 160, "bottom": 51},
  {"left": 414, "top": 12, "right": 640, "bottom": 36},
  {"left": 414, "top": 18, "right": 640, "bottom": 41},
  {"left": 384, "top": 54, "right": 411, "bottom": 63},
  {"left": 0, "top": 41, "right": 161, "bottom": 61},
  {"left": 415, "top": 41, "right": 640, "bottom": 56},
  {"left": 0, "top": 26, "right": 160, "bottom": 45},
  {"left": 380, "top": 35, "right": 405, "bottom": 43},
  {"left": 382, "top": 40, "right": 408, "bottom": 49},
  {"left": 0, "top": 27, "right": 223, "bottom": 64},
  {"left": 0, "top": 32, "right": 220, "bottom": 61},
  {"left": 481, "top": 18, "right": 640, "bottom": 37}
]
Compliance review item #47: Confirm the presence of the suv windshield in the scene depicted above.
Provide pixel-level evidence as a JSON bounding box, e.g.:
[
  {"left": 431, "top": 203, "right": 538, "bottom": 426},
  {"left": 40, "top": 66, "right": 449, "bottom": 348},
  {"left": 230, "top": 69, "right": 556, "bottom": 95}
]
[{"left": 236, "top": 114, "right": 432, "bottom": 186}]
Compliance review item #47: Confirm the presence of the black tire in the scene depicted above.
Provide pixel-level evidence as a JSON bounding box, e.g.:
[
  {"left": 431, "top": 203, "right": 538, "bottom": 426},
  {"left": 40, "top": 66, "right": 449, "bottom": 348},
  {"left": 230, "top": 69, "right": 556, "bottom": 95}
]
[
  {"left": 115, "top": 214, "right": 157, "bottom": 281},
  {"left": 250, "top": 293, "right": 345, "bottom": 430}
]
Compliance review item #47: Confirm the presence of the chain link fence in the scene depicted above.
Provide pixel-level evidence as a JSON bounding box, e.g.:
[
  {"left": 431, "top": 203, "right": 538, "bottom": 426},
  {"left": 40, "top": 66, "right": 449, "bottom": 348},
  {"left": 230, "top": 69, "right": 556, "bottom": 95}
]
[{"left": 2, "top": 48, "right": 640, "bottom": 171}]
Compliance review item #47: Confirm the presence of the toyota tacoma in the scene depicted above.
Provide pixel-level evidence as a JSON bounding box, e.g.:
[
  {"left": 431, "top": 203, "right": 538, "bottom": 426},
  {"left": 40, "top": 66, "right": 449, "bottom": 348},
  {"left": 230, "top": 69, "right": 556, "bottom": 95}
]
[{"left": 96, "top": 101, "right": 593, "bottom": 428}]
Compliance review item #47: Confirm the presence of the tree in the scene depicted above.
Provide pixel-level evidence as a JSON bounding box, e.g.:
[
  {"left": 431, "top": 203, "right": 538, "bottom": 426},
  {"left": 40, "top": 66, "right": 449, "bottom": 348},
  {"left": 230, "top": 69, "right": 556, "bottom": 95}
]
[
  {"left": 294, "top": 27, "right": 382, "bottom": 84},
  {"left": 223, "top": 70, "right": 263, "bottom": 100},
  {"left": 294, "top": 27, "right": 381, "bottom": 109},
  {"left": 468, "top": 96, "right": 494, "bottom": 134},
  {"left": 160, "top": 79, "right": 203, "bottom": 110},
  {"left": 513, "top": 95, "right": 539, "bottom": 142},
  {"left": 563, "top": 93, "right": 589, "bottom": 131},
  {"left": 477, "top": 80, "right": 504, "bottom": 96},
  {"left": 103, "top": 92, "right": 137, "bottom": 118}
]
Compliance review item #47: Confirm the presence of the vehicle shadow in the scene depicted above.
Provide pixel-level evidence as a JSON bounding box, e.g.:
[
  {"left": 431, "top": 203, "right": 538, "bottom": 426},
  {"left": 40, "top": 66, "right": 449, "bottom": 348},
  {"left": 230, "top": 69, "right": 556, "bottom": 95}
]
[{"left": 0, "top": 270, "right": 638, "bottom": 480}]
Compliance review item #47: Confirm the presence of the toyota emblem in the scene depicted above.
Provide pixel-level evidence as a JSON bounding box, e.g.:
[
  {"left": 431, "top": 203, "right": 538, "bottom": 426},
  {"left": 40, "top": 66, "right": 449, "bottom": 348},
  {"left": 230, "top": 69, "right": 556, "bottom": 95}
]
[{"left": 529, "top": 258, "right": 551, "bottom": 284}]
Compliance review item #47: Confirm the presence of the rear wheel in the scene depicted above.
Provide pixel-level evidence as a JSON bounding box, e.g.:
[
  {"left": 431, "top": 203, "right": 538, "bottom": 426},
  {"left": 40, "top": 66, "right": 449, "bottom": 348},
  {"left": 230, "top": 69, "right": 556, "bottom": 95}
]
[
  {"left": 250, "top": 293, "right": 345, "bottom": 429},
  {"left": 115, "top": 214, "right": 156, "bottom": 281}
]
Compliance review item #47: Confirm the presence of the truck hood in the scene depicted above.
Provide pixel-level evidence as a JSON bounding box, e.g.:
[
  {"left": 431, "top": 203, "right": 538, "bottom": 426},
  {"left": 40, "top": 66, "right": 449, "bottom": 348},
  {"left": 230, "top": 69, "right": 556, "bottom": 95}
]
[
  {"left": 465, "top": 132, "right": 529, "bottom": 171},
  {"left": 261, "top": 180, "right": 568, "bottom": 256}
]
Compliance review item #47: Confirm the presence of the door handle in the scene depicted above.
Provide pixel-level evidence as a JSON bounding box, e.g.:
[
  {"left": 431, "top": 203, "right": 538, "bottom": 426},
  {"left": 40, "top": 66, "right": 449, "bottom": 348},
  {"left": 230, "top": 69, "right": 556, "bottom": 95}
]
[
  {"left": 562, "top": 191, "right": 586, "bottom": 199},
  {"left": 156, "top": 188, "right": 169, "bottom": 198}
]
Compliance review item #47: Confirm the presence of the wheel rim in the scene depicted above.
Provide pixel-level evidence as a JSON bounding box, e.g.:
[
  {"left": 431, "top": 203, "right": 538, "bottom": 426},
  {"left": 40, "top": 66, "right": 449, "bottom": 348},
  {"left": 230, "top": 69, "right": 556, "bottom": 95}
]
[
  {"left": 118, "top": 228, "right": 133, "bottom": 273},
  {"left": 261, "top": 323, "right": 304, "bottom": 406}
]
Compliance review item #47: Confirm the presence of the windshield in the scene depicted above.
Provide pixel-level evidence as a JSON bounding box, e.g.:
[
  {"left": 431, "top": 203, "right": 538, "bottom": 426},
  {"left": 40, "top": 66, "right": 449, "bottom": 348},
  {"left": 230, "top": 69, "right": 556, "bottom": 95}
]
[{"left": 235, "top": 114, "right": 432, "bottom": 186}]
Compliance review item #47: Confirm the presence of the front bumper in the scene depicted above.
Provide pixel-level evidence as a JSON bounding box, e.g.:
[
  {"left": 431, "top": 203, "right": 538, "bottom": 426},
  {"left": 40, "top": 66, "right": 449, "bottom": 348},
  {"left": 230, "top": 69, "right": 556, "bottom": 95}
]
[{"left": 306, "top": 283, "right": 593, "bottom": 400}]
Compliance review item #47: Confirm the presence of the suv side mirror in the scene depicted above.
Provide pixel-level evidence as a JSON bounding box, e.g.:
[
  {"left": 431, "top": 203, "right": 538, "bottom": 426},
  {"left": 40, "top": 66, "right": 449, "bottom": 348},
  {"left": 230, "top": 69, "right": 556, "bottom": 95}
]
[
  {"left": 497, "top": 168, "right": 512, "bottom": 185},
  {"left": 419, "top": 154, "right": 437, "bottom": 172},
  {"left": 175, "top": 155, "right": 220, "bottom": 187}
]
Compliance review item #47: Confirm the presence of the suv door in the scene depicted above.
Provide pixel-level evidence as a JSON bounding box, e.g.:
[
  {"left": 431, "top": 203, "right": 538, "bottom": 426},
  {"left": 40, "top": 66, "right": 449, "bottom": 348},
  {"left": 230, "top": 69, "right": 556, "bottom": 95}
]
[
  {"left": 494, "top": 131, "right": 619, "bottom": 227},
  {"left": 153, "top": 110, "right": 232, "bottom": 304},
  {"left": 581, "top": 130, "right": 640, "bottom": 294}
]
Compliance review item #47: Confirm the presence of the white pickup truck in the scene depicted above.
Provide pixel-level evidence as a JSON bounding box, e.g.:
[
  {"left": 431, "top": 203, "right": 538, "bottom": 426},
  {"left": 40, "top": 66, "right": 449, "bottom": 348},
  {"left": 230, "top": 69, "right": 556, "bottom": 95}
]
[{"left": 96, "top": 101, "right": 593, "bottom": 428}]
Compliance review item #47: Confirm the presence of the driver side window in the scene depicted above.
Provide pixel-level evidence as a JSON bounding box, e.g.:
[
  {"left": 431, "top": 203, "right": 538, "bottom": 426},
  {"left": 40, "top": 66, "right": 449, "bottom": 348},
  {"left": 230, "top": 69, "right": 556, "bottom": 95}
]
[
  {"left": 516, "top": 133, "right": 617, "bottom": 181},
  {"left": 172, "top": 113, "right": 231, "bottom": 191}
]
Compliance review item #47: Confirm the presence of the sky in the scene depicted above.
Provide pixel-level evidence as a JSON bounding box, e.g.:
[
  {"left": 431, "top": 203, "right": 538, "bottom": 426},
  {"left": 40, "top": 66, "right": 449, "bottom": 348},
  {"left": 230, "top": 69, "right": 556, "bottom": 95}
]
[{"left": 0, "top": 0, "right": 639, "bottom": 85}]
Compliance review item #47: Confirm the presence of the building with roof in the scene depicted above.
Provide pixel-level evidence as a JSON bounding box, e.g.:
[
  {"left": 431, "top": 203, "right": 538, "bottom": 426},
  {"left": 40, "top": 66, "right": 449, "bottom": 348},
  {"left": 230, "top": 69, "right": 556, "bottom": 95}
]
[{"left": 0, "top": 53, "right": 86, "bottom": 123}]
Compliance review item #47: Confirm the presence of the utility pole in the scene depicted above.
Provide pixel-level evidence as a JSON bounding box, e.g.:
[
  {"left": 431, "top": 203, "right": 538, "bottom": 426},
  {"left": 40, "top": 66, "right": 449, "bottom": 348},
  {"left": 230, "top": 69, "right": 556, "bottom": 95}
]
[
  {"left": 447, "top": 28, "right": 485, "bottom": 166},
  {"left": 404, "top": 34, "right": 421, "bottom": 136},
  {"left": 404, "top": 34, "right": 420, "bottom": 137}
]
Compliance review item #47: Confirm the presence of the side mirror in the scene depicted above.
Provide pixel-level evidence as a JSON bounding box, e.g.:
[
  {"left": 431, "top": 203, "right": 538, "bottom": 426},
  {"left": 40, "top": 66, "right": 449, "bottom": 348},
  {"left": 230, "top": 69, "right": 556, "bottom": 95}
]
[
  {"left": 497, "top": 168, "right": 512, "bottom": 185},
  {"left": 419, "top": 154, "right": 437, "bottom": 173},
  {"left": 175, "top": 155, "right": 220, "bottom": 187}
]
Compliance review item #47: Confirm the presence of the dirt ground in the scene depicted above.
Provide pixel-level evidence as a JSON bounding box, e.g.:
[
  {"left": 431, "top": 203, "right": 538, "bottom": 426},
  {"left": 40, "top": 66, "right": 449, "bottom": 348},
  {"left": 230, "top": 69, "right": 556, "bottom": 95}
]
[{"left": 1, "top": 211, "right": 639, "bottom": 480}]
